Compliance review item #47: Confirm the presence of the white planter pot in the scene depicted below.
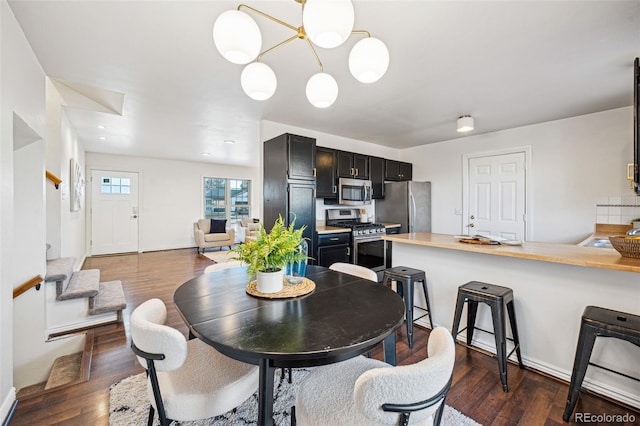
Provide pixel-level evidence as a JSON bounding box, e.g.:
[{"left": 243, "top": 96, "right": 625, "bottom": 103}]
[
  {"left": 633, "top": 221, "right": 640, "bottom": 229},
  {"left": 256, "top": 269, "right": 284, "bottom": 294}
]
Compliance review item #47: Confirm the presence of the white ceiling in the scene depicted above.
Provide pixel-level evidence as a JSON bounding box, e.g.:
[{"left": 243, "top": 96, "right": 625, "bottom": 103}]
[{"left": 8, "top": 1, "right": 640, "bottom": 167}]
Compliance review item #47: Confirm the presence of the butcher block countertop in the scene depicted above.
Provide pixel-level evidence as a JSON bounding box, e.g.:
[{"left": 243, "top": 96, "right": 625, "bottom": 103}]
[{"left": 382, "top": 232, "right": 640, "bottom": 273}]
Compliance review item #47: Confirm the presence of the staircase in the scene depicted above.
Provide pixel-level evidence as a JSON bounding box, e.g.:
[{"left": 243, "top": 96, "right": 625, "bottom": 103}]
[
  {"left": 44, "top": 257, "right": 126, "bottom": 337},
  {"left": 14, "top": 258, "right": 127, "bottom": 398}
]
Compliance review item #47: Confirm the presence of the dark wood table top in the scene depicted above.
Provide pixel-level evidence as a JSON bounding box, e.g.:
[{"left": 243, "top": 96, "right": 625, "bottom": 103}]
[{"left": 173, "top": 265, "right": 406, "bottom": 368}]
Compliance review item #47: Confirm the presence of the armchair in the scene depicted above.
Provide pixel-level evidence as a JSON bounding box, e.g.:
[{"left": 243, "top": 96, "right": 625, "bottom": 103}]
[
  {"left": 193, "top": 219, "right": 235, "bottom": 253},
  {"left": 238, "top": 219, "right": 261, "bottom": 243}
]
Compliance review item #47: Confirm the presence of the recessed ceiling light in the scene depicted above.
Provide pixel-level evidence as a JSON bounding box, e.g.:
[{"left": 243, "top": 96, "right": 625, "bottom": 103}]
[
  {"left": 224, "top": 139, "right": 235, "bottom": 145},
  {"left": 99, "top": 136, "right": 106, "bottom": 141},
  {"left": 97, "top": 125, "right": 105, "bottom": 129},
  {"left": 201, "top": 152, "right": 211, "bottom": 156}
]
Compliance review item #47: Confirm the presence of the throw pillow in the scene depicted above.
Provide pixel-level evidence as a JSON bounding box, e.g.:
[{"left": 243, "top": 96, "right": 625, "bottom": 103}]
[{"left": 210, "top": 219, "right": 227, "bottom": 234}]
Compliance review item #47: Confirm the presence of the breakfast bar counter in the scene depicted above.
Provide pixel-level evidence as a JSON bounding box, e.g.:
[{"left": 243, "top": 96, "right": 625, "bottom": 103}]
[
  {"left": 382, "top": 232, "right": 640, "bottom": 409},
  {"left": 382, "top": 232, "right": 640, "bottom": 273}
]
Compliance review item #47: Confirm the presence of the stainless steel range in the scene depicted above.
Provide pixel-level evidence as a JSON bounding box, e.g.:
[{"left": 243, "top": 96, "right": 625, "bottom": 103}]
[{"left": 326, "top": 209, "right": 387, "bottom": 274}]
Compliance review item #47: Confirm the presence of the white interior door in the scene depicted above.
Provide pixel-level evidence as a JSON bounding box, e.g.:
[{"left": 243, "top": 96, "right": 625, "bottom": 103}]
[
  {"left": 467, "top": 152, "right": 526, "bottom": 240},
  {"left": 90, "top": 170, "right": 139, "bottom": 255}
]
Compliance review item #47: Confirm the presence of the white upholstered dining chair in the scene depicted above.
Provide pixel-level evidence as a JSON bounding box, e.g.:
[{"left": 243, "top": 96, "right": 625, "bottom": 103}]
[
  {"left": 294, "top": 327, "right": 455, "bottom": 426},
  {"left": 130, "top": 298, "right": 259, "bottom": 426},
  {"left": 329, "top": 262, "right": 379, "bottom": 282}
]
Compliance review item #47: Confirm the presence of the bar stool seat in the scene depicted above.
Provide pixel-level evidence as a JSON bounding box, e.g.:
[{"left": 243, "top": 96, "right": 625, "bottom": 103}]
[
  {"left": 382, "top": 266, "right": 433, "bottom": 349},
  {"left": 563, "top": 306, "right": 640, "bottom": 422},
  {"left": 451, "top": 281, "right": 523, "bottom": 392}
]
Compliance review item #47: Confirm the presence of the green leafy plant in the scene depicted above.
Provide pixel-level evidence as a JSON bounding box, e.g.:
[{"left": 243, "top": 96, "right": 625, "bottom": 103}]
[{"left": 231, "top": 215, "right": 308, "bottom": 281}]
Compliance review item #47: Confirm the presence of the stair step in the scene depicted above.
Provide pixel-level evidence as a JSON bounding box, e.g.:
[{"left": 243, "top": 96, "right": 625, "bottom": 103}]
[
  {"left": 58, "top": 269, "right": 100, "bottom": 301},
  {"left": 44, "top": 352, "right": 82, "bottom": 390},
  {"left": 45, "top": 257, "right": 76, "bottom": 283},
  {"left": 89, "top": 280, "right": 126, "bottom": 315}
]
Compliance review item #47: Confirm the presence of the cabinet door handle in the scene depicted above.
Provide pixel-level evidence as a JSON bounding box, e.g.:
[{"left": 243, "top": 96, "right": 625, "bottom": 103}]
[
  {"left": 350, "top": 168, "right": 355, "bottom": 176},
  {"left": 355, "top": 168, "right": 359, "bottom": 176},
  {"left": 333, "top": 185, "right": 337, "bottom": 194},
  {"left": 347, "top": 247, "right": 351, "bottom": 255},
  {"left": 313, "top": 168, "right": 317, "bottom": 177},
  {"left": 329, "top": 237, "right": 339, "bottom": 241}
]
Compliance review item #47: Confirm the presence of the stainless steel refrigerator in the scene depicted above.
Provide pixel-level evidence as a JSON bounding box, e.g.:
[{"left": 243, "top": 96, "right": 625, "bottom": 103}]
[{"left": 375, "top": 181, "right": 431, "bottom": 233}]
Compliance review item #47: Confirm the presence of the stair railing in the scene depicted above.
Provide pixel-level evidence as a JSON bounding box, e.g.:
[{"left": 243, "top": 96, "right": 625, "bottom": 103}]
[{"left": 13, "top": 275, "right": 44, "bottom": 298}]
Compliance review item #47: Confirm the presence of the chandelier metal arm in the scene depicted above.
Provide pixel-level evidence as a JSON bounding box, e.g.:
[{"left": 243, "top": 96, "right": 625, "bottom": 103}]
[
  {"left": 351, "top": 29, "right": 372, "bottom": 38},
  {"left": 257, "top": 34, "right": 299, "bottom": 62},
  {"left": 304, "top": 38, "right": 324, "bottom": 72},
  {"left": 237, "top": 4, "right": 298, "bottom": 32}
]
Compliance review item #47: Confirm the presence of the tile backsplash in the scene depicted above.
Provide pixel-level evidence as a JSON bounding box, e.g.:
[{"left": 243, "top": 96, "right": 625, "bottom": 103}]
[{"left": 596, "top": 196, "right": 640, "bottom": 224}]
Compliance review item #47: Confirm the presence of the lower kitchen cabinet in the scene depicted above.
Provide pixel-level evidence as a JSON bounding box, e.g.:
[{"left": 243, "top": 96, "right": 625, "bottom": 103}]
[{"left": 316, "top": 232, "right": 350, "bottom": 267}]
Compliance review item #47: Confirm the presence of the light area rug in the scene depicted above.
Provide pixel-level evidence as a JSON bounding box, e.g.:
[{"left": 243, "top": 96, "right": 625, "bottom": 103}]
[
  {"left": 109, "top": 368, "right": 482, "bottom": 426},
  {"left": 202, "top": 250, "right": 236, "bottom": 264}
]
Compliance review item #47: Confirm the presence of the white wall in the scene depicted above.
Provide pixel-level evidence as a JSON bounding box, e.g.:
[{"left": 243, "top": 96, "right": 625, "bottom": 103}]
[
  {"left": 402, "top": 107, "right": 635, "bottom": 243},
  {"left": 85, "top": 153, "right": 260, "bottom": 253},
  {"left": 59, "top": 110, "right": 86, "bottom": 263},
  {"left": 0, "top": 0, "right": 46, "bottom": 419}
]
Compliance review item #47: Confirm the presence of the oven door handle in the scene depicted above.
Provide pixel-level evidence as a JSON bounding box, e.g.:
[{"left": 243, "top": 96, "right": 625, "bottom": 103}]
[{"left": 354, "top": 236, "right": 384, "bottom": 243}]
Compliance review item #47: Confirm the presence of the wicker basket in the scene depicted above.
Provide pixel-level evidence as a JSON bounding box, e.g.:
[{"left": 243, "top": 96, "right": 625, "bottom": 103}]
[{"left": 608, "top": 235, "right": 640, "bottom": 258}]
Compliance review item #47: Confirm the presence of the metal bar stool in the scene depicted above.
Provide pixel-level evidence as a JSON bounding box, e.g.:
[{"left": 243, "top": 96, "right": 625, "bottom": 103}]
[
  {"left": 451, "top": 281, "right": 524, "bottom": 392},
  {"left": 563, "top": 306, "right": 640, "bottom": 422},
  {"left": 383, "top": 266, "right": 433, "bottom": 348}
]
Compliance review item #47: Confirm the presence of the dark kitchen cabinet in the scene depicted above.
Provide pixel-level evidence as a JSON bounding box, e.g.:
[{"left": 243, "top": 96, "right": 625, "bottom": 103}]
[
  {"left": 337, "top": 151, "right": 369, "bottom": 180},
  {"left": 263, "top": 133, "right": 316, "bottom": 261},
  {"left": 316, "top": 232, "right": 350, "bottom": 267},
  {"left": 315, "top": 147, "right": 337, "bottom": 199},
  {"left": 369, "top": 156, "right": 385, "bottom": 199},
  {"left": 385, "top": 160, "right": 413, "bottom": 181}
]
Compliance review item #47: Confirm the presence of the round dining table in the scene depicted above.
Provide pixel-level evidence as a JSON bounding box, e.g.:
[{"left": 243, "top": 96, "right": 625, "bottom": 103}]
[{"left": 174, "top": 264, "right": 406, "bottom": 426}]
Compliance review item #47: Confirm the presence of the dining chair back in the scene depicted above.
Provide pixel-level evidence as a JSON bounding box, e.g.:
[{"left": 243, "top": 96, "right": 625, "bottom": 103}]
[
  {"left": 329, "top": 262, "right": 378, "bottom": 282},
  {"left": 294, "top": 327, "right": 455, "bottom": 426},
  {"left": 130, "top": 298, "right": 259, "bottom": 426}
]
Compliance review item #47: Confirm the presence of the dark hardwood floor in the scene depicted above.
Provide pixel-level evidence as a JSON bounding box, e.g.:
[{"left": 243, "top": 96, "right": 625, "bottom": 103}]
[{"left": 10, "top": 248, "right": 640, "bottom": 425}]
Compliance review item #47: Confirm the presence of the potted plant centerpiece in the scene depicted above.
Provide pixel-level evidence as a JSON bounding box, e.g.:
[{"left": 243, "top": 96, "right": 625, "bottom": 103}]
[
  {"left": 231, "top": 215, "right": 308, "bottom": 293},
  {"left": 632, "top": 218, "right": 640, "bottom": 229}
]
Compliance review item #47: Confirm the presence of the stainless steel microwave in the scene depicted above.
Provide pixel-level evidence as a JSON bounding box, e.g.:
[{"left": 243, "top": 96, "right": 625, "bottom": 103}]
[{"left": 338, "top": 178, "right": 372, "bottom": 205}]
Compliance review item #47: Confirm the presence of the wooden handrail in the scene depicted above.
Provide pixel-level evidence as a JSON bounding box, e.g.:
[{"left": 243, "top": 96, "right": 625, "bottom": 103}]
[
  {"left": 46, "top": 170, "right": 62, "bottom": 189},
  {"left": 13, "top": 275, "right": 44, "bottom": 299}
]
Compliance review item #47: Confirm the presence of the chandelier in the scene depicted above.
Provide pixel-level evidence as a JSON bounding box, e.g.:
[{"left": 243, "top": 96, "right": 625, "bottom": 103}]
[{"left": 212, "top": 0, "right": 390, "bottom": 108}]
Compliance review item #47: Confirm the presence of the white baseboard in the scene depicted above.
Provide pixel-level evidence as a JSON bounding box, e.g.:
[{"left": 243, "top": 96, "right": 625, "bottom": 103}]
[{"left": 1, "top": 387, "right": 16, "bottom": 424}]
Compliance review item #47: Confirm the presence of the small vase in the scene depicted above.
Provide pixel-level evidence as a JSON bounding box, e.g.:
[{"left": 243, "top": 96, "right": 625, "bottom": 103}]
[
  {"left": 285, "top": 240, "right": 308, "bottom": 284},
  {"left": 256, "top": 269, "right": 284, "bottom": 294}
]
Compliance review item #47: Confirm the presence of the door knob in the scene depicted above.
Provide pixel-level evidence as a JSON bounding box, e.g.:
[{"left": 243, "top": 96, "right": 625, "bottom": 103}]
[
  {"left": 133, "top": 215, "right": 138, "bottom": 219},
  {"left": 469, "top": 223, "right": 475, "bottom": 228},
  {"left": 470, "top": 215, "right": 475, "bottom": 219}
]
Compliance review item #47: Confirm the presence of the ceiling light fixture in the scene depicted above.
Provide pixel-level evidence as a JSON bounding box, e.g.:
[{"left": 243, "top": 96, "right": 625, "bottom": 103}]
[
  {"left": 224, "top": 139, "right": 236, "bottom": 145},
  {"left": 213, "top": 0, "right": 389, "bottom": 108},
  {"left": 457, "top": 115, "right": 474, "bottom": 133}
]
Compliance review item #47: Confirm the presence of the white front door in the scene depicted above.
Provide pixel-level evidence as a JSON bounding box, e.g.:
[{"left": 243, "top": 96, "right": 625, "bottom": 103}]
[
  {"left": 90, "top": 170, "right": 139, "bottom": 255},
  {"left": 467, "top": 152, "right": 526, "bottom": 240}
]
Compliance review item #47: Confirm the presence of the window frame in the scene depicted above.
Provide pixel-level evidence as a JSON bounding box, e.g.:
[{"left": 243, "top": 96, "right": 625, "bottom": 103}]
[{"left": 202, "top": 177, "right": 251, "bottom": 223}]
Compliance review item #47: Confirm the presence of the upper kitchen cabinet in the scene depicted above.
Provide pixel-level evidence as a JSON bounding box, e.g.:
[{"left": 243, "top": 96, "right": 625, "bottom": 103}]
[
  {"left": 385, "top": 159, "right": 413, "bottom": 181},
  {"left": 369, "top": 156, "right": 385, "bottom": 199},
  {"left": 336, "top": 151, "right": 370, "bottom": 180},
  {"left": 264, "top": 133, "right": 316, "bottom": 182},
  {"left": 316, "top": 146, "right": 337, "bottom": 199}
]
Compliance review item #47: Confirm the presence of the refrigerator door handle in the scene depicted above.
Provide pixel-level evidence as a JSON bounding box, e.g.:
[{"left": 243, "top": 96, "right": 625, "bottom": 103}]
[{"left": 409, "top": 191, "right": 416, "bottom": 233}]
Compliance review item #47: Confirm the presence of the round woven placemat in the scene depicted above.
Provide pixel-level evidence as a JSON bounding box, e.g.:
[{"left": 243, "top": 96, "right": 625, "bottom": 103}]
[{"left": 246, "top": 278, "right": 316, "bottom": 299}]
